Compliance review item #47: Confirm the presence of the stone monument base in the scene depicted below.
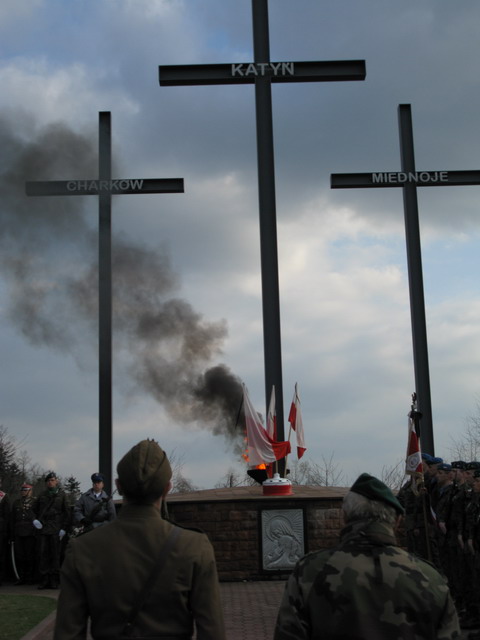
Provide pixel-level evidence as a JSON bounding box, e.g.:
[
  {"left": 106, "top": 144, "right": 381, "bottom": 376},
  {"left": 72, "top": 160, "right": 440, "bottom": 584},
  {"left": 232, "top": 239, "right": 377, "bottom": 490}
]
[{"left": 166, "top": 484, "right": 347, "bottom": 581}]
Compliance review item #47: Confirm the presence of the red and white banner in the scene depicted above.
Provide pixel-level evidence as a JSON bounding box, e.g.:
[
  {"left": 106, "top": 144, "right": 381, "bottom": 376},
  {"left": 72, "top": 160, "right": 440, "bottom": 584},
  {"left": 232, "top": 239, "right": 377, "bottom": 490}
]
[
  {"left": 267, "top": 385, "right": 276, "bottom": 440},
  {"left": 288, "top": 383, "right": 306, "bottom": 459},
  {"left": 405, "top": 411, "right": 422, "bottom": 476},
  {"left": 243, "top": 385, "right": 290, "bottom": 467}
]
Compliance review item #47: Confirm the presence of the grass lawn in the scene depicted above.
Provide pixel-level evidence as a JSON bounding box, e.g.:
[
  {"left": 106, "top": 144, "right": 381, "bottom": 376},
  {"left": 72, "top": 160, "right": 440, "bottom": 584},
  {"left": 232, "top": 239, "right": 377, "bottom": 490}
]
[{"left": 0, "top": 594, "right": 56, "bottom": 640}]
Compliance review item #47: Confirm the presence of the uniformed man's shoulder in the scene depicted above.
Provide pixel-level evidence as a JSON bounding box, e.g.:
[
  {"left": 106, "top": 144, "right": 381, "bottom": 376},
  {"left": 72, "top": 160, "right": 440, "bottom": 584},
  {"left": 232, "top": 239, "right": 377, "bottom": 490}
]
[
  {"left": 172, "top": 522, "right": 215, "bottom": 552},
  {"left": 403, "top": 548, "right": 447, "bottom": 579},
  {"left": 288, "top": 547, "right": 336, "bottom": 582},
  {"left": 169, "top": 520, "right": 206, "bottom": 535}
]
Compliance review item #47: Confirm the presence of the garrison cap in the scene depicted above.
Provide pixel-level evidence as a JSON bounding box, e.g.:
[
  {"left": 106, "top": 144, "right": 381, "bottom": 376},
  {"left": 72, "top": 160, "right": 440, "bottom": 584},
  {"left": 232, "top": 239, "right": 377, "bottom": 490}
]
[
  {"left": 466, "top": 462, "right": 480, "bottom": 471},
  {"left": 422, "top": 453, "right": 443, "bottom": 465},
  {"left": 45, "top": 472, "right": 57, "bottom": 481},
  {"left": 91, "top": 473, "right": 104, "bottom": 483},
  {"left": 21, "top": 483, "right": 33, "bottom": 490},
  {"left": 349, "top": 473, "right": 405, "bottom": 515},
  {"left": 117, "top": 439, "right": 172, "bottom": 499},
  {"left": 451, "top": 461, "right": 467, "bottom": 470},
  {"left": 437, "top": 463, "right": 452, "bottom": 472}
]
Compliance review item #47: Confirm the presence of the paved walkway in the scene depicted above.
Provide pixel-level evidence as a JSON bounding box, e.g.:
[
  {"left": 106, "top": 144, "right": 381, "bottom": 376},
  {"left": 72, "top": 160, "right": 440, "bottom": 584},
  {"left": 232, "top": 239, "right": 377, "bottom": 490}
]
[
  {"left": 3, "top": 580, "right": 475, "bottom": 640},
  {"left": 2, "top": 580, "right": 287, "bottom": 640}
]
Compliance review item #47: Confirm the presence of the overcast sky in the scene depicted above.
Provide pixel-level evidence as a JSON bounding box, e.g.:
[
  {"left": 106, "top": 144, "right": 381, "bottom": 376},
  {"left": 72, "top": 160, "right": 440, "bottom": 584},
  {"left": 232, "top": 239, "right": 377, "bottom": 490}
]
[{"left": 1, "top": 0, "right": 480, "bottom": 492}]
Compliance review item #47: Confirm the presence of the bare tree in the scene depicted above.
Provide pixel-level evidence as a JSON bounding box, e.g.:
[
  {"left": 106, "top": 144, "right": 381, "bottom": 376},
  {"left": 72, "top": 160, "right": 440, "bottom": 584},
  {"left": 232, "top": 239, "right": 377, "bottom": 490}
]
[
  {"left": 380, "top": 459, "right": 406, "bottom": 491},
  {"left": 170, "top": 471, "right": 199, "bottom": 494},
  {"left": 449, "top": 402, "right": 480, "bottom": 462},
  {"left": 214, "top": 466, "right": 255, "bottom": 488},
  {"left": 167, "top": 449, "right": 199, "bottom": 493},
  {"left": 288, "top": 454, "right": 345, "bottom": 487}
]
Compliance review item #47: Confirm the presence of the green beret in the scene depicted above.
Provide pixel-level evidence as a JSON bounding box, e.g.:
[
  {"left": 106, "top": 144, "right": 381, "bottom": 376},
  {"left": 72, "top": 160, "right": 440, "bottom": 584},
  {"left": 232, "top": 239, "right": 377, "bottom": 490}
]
[
  {"left": 350, "top": 473, "right": 405, "bottom": 515},
  {"left": 117, "top": 439, "right": 172, "bottom": 499}
]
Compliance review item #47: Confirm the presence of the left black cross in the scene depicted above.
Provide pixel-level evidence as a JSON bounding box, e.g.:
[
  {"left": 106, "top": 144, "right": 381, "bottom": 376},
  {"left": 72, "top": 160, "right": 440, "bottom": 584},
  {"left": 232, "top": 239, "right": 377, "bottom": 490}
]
[{"left": 26, "top": 112, "right": 184, "bottom": 493}]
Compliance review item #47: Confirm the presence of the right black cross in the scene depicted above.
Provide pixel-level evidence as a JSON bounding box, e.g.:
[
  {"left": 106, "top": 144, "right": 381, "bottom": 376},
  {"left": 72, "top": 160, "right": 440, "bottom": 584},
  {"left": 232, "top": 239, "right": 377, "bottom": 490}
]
[{"left": 331, "top": 103, "right": 480, "bottom": 455}]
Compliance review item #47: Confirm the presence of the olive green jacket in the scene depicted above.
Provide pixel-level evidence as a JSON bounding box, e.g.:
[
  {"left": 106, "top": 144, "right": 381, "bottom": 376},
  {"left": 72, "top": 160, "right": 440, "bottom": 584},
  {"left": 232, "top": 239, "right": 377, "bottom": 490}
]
[
  {"left": 274, "top": 519, "right": 460, "bottom": 640},
  {"left": 54, "top": 503, "right": 225, "bottom": 639}
]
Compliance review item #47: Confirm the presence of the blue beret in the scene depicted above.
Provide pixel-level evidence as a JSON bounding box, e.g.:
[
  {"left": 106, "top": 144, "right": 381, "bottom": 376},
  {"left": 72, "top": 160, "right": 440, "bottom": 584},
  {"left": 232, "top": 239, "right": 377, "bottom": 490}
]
[{"left": 437, "top": 463, "right": 451, "bottom": 472}]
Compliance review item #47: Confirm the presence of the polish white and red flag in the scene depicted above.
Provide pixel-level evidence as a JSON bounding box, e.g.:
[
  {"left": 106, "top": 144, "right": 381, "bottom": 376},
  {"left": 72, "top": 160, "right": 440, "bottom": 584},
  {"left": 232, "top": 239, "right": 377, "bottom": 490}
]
[
  {"left": 243, "top": 385, "right": 290, "bottom": 467},
  {"left": 405, "top": 409, "right": 422, "bottom": 477},
  {"left": 288, "top": 383, "right": 306, "bottom": 459},
  {"left": 265, "top": 386, "right": 277, "bottom": 477}
]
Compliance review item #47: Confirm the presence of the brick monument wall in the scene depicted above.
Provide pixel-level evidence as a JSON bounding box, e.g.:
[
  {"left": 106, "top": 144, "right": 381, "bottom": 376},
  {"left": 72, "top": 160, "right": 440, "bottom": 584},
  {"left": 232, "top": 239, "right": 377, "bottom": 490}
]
[{"left": 166, "top": 485, "right": 348, "bottom": 581}]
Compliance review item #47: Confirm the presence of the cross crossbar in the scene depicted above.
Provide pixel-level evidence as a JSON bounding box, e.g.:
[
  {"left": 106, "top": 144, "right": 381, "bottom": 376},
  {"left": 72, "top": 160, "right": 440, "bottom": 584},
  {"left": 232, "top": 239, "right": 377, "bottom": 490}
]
[
  {"left": 159, "top": 60, "right": 366, "bottom": 86},
  {"left": 26, "top": 178, "right": 184, "bottom": 196},
  {"left": 332, "top": 169, "right": 480, "bottom": 189}
]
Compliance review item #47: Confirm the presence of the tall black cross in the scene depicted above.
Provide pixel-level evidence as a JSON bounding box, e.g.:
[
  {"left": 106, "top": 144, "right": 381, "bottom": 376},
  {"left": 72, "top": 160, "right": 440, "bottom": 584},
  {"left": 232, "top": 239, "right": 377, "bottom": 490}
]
[
  {"left": 26, "top": 112, "right": 184, "bottom": 492},
  {"left": 159, "top": 0, "right": 366, "bottom": 461},
  {"left": 331, "top": 103, "right": 480, "bottom": 456}
]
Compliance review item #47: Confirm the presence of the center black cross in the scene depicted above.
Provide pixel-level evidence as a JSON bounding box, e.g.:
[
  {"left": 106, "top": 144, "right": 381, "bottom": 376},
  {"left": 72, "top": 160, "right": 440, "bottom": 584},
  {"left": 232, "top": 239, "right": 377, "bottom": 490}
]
[
  {"left": 159, "top": 0, "right": 366, "bottom": 454},
  {"left": 331, "top": 103, "right": 480, "bottom": 455},
  {"left": 26, "top": 112, "right": 184, "bottom": 492}
]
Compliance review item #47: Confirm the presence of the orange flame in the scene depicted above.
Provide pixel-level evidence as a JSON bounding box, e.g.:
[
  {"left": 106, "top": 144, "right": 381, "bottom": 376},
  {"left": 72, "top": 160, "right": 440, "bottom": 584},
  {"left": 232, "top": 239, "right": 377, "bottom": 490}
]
[{"left": 241, "top": 435, "right": 266, "bottom": 468}]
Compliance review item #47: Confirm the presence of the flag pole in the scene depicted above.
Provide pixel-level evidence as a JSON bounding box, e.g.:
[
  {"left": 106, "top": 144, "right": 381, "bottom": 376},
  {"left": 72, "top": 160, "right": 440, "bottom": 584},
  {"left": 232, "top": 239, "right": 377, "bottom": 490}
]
[
  {"left": 409, "top": 392, "right": 432, "bottom": 563},
  {"left": 283, "top": 424, "right": 293, "bottom": 477}
]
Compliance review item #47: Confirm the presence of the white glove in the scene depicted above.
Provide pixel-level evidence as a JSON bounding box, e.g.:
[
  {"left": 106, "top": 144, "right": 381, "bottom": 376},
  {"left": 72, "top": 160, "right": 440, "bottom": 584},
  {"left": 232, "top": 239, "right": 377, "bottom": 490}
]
[
  {"left": 59, "top": 529, "right": 66, "bottom": 540},
  {"left": 33, "top": 519, "right": 43, "bottom": 530}
]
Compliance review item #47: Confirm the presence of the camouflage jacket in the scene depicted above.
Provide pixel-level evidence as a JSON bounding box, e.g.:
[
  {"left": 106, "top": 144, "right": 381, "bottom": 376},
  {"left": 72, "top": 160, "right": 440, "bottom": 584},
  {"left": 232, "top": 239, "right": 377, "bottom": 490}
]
[{"left": 274, "top": 519, "right": 460, "bottom": 640}]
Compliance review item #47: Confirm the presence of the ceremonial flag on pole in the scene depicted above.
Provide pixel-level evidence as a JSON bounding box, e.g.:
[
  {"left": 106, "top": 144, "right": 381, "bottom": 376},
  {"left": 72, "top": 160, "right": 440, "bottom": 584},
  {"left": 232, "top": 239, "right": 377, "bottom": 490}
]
[
  {"left": 266, "top": 386, "right": 277, "bottom": 477},
  {"left": 288, "top": 383, "right": 306, "bottom": 459},
  {"left": 405, "top": 404, "right": 423, "bottom": 492},
  {"left": 243, "top": 385, "right": 291, "bottom": 467},
  {"left": 267, "top": 385, "right": 276, "bottom": 439}
]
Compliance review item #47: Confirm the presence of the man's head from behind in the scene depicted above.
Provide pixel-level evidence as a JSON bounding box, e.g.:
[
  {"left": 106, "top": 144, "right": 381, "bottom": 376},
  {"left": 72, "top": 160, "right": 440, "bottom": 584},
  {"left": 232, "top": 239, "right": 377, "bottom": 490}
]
[
  {"left": 343, "top": 473, "right": 405, "bottom": 525},
  {"left": 116, "top": 439, "right": 172, "bottom": 505}
]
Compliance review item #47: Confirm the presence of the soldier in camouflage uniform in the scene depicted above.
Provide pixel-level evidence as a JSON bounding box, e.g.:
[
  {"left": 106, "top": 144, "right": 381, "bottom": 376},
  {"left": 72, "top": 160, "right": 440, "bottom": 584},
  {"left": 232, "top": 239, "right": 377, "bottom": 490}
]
[{"left": 274, "top": 473, "right": 460, "bottom": 640}]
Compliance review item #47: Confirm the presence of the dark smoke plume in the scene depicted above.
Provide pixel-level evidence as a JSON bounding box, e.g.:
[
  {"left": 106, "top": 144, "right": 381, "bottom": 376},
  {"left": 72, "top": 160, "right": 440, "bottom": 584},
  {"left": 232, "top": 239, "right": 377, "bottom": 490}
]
[{"left": 0, "top": 113, "right": 243, "bottom": 443}]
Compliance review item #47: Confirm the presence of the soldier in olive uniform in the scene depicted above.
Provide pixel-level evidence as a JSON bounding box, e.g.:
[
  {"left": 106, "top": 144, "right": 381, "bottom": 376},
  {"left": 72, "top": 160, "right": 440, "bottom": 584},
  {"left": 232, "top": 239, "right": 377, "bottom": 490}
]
[
  {"left": 457, "top": 461, "right": 480, "bottom": 626},
  {"left": 11, "top": 483, "right": 37, "bottom": 584},
  {"left": 400, "top": 476, "right": 440, "bottom": 568},
  {"left": 434, "top": 463, "right": 455, "bottom": 579},
  {"left": 55, "top": 439, "right": 225, "bottom": 640},
  {"left": 274, "top": 473, "right": 460, "bottom": 640},
  {"left": 446, "top": 461, "right": 468, "bottom": 612},
  {"left": 33, "top": 472, "right": 69, "bottom": 589},
  {"left": 460, "top": 467, "right": 480, "bottom": 630},
  {"left": 0, "top": 480, "right": 11, "bottom": 586}
]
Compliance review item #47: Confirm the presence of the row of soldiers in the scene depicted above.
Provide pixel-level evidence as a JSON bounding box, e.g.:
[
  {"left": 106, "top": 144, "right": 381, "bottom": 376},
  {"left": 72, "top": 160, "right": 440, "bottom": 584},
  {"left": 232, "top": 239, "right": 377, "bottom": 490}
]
[
  {"left": 398, "top": 453, "right": 480, "bottom": 631},
  {"left": 0, "top": 471, "right": 116, "bottom": 589}
]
